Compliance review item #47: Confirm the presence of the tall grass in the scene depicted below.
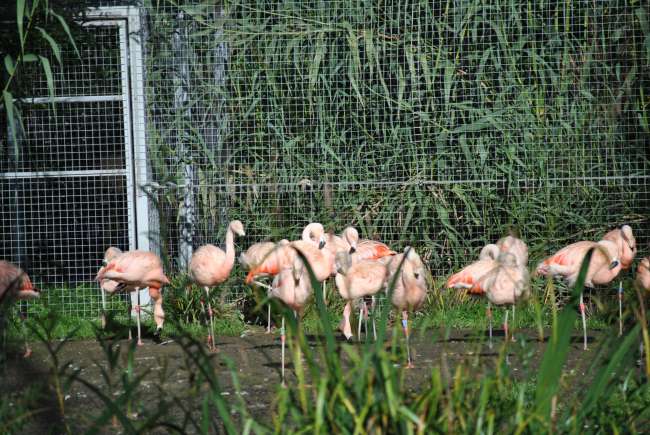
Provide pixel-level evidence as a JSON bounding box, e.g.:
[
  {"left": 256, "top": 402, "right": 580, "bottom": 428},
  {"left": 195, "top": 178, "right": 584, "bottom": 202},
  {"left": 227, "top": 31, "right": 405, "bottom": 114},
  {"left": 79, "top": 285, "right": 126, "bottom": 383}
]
[{"left": 142, "top": 0, "right": 649, "bottom": 280}]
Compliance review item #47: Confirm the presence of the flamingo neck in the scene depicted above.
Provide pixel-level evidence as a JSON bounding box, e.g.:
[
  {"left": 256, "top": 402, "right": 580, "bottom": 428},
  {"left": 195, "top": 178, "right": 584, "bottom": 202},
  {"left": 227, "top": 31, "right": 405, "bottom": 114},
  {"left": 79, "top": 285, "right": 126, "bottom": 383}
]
[{"left": 223, "top": 227, "right": 236, "bottom": 275}]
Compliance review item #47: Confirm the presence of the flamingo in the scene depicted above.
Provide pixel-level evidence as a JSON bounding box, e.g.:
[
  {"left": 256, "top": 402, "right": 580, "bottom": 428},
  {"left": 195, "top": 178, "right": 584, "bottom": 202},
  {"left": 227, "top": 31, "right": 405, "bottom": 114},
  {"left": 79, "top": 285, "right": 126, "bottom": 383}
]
[
  {"left": 334, "top": 252, "right": 388, "bottom": 340},
  {"left": 537, "top": 239, "right": 621, "bottom": 350},
  {"left": 96, "top": 250, "right": 170, "bottom": 346},
  {"left": 239, "top": 239, "right": 288, "bottom": 333},
  {"left": 269, "top": 251, "right": 314, "bottom": 386},
  {"left": 603, "top": 225, "right": 636, "bottom": 270},
  {"left": 0, "top": 261, "right": 40, "bottom": 357},
  {"left": 603, "top": 225, "right": 637, "bottom": 335},
  {"left": 245, "top": 232, "right": 331, "bottom": 285},
  {"left": 99, "top": 247, "right": 127, "bottom": 329},
  {"left": 497, "top": 235, "right": 528, "bottom": 267},
  {"left": 496, "top": 235, "right": 529, "bottom": 332},
  {"left": 385, "top": 247, "right": 428, "bottom": 368},
  {"left": 321, "top": 226, "right": 359, "bottom": 302},
  {"left": 189, "top": 220, "right": 245, "bottom": 351},
  {"left": 446, "top": 244, "right": 500, "bottom": 344},
  {"left": 346, "top": 228, "right": 396, "bottom": 261},
  {"left": 479, "top": 252, "right": 530, "bottom": 344}
]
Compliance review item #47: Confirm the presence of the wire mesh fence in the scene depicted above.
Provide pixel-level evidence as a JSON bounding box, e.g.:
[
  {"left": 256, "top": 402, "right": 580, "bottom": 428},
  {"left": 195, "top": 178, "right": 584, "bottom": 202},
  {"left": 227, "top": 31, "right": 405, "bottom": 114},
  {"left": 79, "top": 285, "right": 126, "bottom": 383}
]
[{"left": 1, "top": 0, "right": 649, "bottom": 318}]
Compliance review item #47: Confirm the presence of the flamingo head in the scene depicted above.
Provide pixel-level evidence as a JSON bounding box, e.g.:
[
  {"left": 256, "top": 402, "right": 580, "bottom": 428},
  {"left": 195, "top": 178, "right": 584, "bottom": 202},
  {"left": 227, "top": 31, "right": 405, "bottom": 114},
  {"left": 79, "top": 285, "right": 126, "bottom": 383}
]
[
  {"left": 302, "top": 222, "right": 325, "bottom": 249},
  {"left": 342, "top": 227, "right": 359, "bottom": 253},
  {"left": 479, "top": 244, "right": 500, "bottom": 261},
  {"left": 230, "top": 220, "right": 246, "bottom": 236},
  {"left": 103, "top": 246, "right": 123, "bottom": 264}
]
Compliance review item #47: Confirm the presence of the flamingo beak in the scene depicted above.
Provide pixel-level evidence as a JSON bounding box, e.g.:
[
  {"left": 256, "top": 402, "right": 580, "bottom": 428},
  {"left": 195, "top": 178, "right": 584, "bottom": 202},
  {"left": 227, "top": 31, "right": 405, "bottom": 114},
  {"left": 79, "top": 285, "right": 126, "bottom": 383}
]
[
  {"left": 414, "top": 272, "right": 420, "bottom": 279},
  {"left": 609, "top": 260, "right": 620, "bottom": 270},
  {"left": 319, "top": 238, "right": 326, "bottom": 249},
  {"left": 349, "top": 246, "right": 356, "bottom": 254}
]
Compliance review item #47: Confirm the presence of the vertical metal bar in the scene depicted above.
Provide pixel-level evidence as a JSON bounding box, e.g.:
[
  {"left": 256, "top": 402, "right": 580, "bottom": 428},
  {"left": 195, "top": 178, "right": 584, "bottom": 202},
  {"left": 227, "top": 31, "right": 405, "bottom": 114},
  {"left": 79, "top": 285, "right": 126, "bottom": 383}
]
[
  {"left": 173, "top": 10, "right": 196, "bottom": 271},
  {"left": 127, "top": 6, "right": 152, "bottom": 257}
]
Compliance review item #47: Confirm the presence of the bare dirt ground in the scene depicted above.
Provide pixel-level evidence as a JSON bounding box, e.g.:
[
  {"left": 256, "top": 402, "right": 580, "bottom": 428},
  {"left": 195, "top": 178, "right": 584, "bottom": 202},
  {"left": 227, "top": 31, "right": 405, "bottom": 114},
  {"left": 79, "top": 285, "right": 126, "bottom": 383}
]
[{"left": 1, "top": 328, "right": 605, "bottom": 433}]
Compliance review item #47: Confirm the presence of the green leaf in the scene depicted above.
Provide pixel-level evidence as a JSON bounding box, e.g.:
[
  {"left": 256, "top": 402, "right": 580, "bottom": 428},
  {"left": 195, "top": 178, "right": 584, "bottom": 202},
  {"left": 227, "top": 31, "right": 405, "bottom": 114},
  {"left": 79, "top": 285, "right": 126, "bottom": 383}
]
[
  {"left": 50, "top": 9, "right": 81, "bottom": 59},
  {"left": 2, "top": 90, "right": 18, "bottom": 154},
  {"left": 534, "top": 248, "right": 593, "bottom": 422},
  {"left": 4, "top": 55, "right": 15, "bottom": 75},
  {"left": 22, "top": 53, "right": 38, "bottom": 62},
  {"left": 38, "top": 56, "right": 56, "bottom": 102},
  {"left": 17, "top": 0, "right": 26, "bottom": 49},
  {"left": 36, "top": 27, "right": 62, "bottom": 65},
  {"left": 577, "top": 324, "right": 640, "bottom": 420}
]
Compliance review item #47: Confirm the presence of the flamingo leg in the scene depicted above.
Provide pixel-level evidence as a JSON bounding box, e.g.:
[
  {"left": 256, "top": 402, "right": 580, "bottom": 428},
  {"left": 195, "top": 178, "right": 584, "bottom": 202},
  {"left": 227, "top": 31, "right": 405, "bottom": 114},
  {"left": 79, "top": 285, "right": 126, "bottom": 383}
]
[
  {"left": 281, "top": 316, "right": 286, "bottom": 387},
  {"left": 618, "top": 282, "right": 623, "bottom": 337},
  {"left": 135, "top": 288, "right": 143, "bottom": 346},
  {"left": 267, "top": 301, "right": 272, "bottom": 334},
  {"left": 506, "top": 304, "right": 517, "bottom": 341},
  {"left": 358, "top": 302, "right": 364, "bottom": 341},
  {"left": 402, "top": 311, "right": 413, "bottom": 368},
  {"left": 205, "top": 287, "right": 217, "bottom": 352},
  {"left": 339, "top": 302, "right": 353, "bottom": 340},
  {"left": 127, "top": 294, "right": 133, "bottom": 341},
  {"left": 323, "top": 281, "right": 327, "bottom": 304},
  {"left": 371, "top": 296, "right": 377, "bottom": 341},
  {"left": 101, "top": 287, "right": 107, "bottom": 329},
  {"left": 580, "top": 293, "right": 587, "bottom": 350},
  {"left": 363, "top": 302, "right": 369, "bottom": 340},
  {"left": 504, "top": 308, "right": 509, "bottom": 341},
  {"left": 487, "top": 302, "right": 493, "bottom": 349}
]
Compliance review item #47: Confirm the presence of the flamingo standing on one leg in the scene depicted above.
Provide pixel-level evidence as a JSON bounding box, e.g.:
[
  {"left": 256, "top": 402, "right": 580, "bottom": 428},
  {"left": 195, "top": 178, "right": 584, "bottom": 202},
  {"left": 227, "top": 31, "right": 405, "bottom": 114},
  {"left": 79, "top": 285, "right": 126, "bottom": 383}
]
[
  {"left": 96, "top": 251, "right": 170, "bottom": 346},
  {"left": 0, "top": 261, "right": 40, "bottom": 357},
  {"left": 269, "top": 254, "right": 313, "bottom": 386},
  {"left": 479, "top": 252, "right": 531, "bottom": 344},
  {"left": 603, "top": 225, "right": 637, "bottom": 335},
  {"left": 240, "top": 239, "right": 288, "bottom": 333},
  {"left": 385, "top": 247, "right": 428, "bottom": 368},
  {"left": 537, "top": 239, "right": 622, "bottom": 350},
  {"left": 334, "top": 252, "right": 388, "bottom": 340},
  {"left": 189, "top": 220, "right": 245, "bottom": 351},
  {"left": 496, "top": 235, "right": 529, "bottom": 334},
  {"left": 446, "top": 244, "right": 500, "bottom": 345}
]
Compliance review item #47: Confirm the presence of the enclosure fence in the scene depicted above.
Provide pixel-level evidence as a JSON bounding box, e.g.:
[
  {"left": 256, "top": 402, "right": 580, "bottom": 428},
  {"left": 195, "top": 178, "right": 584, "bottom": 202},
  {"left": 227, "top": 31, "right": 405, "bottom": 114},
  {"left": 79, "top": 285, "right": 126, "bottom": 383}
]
[{"left": 1, "top": 0, "right": 649, "bottom": 318}]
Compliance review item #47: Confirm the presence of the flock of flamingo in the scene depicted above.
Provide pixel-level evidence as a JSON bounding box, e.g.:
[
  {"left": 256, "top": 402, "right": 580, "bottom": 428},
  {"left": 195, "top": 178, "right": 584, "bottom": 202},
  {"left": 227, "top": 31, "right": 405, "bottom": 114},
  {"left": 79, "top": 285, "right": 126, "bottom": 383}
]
[{"left": 1, "top": 221, "right": 649, "bottom": 376}]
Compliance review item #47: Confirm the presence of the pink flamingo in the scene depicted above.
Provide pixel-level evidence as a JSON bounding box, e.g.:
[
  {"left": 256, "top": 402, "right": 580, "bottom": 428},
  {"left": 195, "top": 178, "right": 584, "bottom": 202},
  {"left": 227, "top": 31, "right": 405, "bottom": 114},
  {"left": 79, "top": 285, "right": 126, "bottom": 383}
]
[
  {"left": 269, "top": 252, "right": 314, "bottom": 386},
  {"left": 320, "top": 226, "right": 359, "bottom": 303},
  {"left": 346, "top": 228, "right": 396, "bottom": 261},
  {"left": 497, "top": 235, "right": 528, "bottom": 267},
  {"left": 96, "top": 250, "right": 170, "bottom": 346},
  {"left": 189, "top": 220, "right": 245, "bottom": 351},
  {"left": 537, "top": 239, "right": 621, "bottom": 350},
  {"left": 385, "top": 247, "right": 428, "bottom": 368},
  {"left": 99, "top": 247, "right": 127, "bottom": 329},
  {"left": 603, "top": 225, "right": 637, "bottom": 335},
  {"left": 446, "top": 244, "right": 501, "bottom": 344},
  {"left": 245, "top": 234, "right": 331, "bottom": 284},
  {"left": 479, "top": 252, "right": 530, "bottom": 344},
  {"left": 603, "top": 225, "right": 636, "bottom": 270},
  {"left": 334, "top": 252, "right": 388, "bottom": 340},
  {"left": 240, "top": 239, "right": 288, "bottom": 333},
  {"left": 0, "top": 260, "right": 40, "bottom": 357}
]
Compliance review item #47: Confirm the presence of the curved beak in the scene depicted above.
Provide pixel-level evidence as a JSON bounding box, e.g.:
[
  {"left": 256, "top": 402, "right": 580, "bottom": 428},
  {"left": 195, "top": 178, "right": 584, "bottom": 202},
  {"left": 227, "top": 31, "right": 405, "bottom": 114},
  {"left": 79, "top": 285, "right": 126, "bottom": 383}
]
[
  {"left": 609, "top": 260, "right": 620, "bottom": 270},
  {"left": 349, "top": 246, "right": 356, "bottom": 254},
  {"left": 318, "top": 238, "right": 326, "bottom": 249},
  {"left": 414, "top": 272, "right": 420, "bottom": 279}
]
